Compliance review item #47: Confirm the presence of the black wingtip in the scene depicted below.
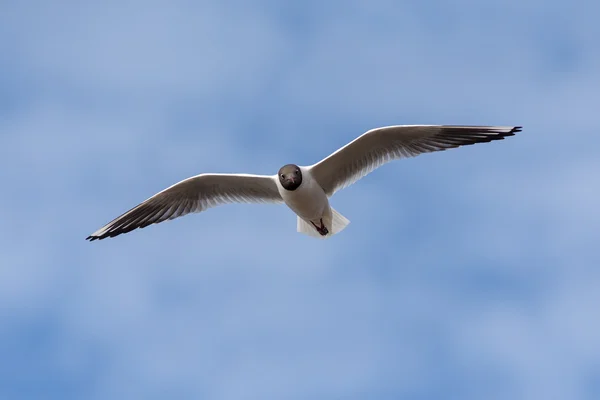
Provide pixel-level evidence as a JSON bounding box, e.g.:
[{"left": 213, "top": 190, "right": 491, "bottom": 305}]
[{"left": 494, "top": 126, "right": 521, "bottom": 139}]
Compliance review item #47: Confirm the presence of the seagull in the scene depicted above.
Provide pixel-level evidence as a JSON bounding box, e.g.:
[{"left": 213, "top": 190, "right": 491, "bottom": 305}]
[{"left": 86, "top": 125, "right": 521, "bottom": 241}]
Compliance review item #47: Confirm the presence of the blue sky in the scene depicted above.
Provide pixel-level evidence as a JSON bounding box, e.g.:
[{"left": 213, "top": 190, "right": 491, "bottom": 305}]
[{"left": 1, "top": 1, "right": 599, "bottom": 399}]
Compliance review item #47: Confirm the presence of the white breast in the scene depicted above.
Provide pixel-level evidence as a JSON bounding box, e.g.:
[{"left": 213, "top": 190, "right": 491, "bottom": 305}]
[{"left": 277, "top": 167, "right": 329, "bottom": 220}]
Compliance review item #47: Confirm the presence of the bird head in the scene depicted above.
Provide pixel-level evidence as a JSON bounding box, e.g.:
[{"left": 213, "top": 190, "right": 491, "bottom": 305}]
[{"left": 278, "top": 164, "right": 302, "bottom": 191}]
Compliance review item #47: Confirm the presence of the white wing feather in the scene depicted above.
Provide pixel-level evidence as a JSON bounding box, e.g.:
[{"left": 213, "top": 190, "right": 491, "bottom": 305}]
[
  {"left": 87, "top": 173, "right": 282, "bottom": 240},
  {"left": 309, "top": 125, "right": 521, "bottom": 196}
]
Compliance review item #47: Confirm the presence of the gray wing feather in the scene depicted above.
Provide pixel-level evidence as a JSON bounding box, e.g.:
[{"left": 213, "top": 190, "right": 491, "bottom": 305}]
[
  {"left": 309, "top": 125, "right": 521, "bottom": 196},
  {"left": 86, "top": 173, "right": 282, "bottom": 241}
]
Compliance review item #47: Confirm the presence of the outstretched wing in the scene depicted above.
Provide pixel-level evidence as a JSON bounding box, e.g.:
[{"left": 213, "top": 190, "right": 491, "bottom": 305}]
[
  {"left": 309, "top": 125, "right": 521, "bottom": 196},
  {"left": 86, "top": 173, "right": 283, "bottom": 241}
]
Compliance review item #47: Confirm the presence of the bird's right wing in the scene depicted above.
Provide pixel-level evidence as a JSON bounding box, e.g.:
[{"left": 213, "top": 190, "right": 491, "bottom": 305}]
[
  {"left": 86, "top": 173, "right": 283, "bottom": 241},
  {"left": 309, "top": 125, "right": 521, "bottom": 196}
]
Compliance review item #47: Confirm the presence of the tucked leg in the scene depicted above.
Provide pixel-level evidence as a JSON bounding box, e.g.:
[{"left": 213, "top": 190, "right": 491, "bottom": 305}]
[{"left": 311, "top": 219, "right": 329, "bottom": 236}]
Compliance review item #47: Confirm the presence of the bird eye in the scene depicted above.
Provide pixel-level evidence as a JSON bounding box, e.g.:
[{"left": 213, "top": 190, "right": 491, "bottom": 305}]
[{"left": 280, "top": 174, "right": 285, "bottom": 178}]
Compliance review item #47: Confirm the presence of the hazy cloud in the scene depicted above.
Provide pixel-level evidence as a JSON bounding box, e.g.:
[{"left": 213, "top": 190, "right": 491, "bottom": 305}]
[{"left": 1, "top": 1, "right": 599, "bottom": 399}]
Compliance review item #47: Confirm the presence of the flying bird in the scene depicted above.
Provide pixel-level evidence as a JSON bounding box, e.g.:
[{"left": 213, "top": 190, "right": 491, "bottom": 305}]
[{"left": 86, "top": 125, "right": 520, "bottom": 241}]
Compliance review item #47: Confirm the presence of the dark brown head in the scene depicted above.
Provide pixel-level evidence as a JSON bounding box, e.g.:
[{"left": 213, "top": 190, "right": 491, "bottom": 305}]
[{"left": 278, "top": 164, "right": 302, "bottom": 191}]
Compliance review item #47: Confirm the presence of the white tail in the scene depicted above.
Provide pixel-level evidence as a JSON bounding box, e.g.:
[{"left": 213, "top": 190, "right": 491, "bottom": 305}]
[{"left": 296, "top": 207, "right": 350, "bottom": 239}]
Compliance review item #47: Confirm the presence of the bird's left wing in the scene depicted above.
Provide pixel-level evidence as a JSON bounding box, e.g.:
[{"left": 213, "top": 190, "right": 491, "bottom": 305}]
[
  {"left": 309, "top": 125, "right": 521, "bottom": 196},
  {"left": 86, "top": 173, "right": 283, "bottom": 241}
]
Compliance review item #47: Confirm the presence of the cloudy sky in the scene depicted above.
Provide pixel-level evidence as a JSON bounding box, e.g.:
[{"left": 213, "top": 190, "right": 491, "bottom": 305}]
[{"left": 1, "top": 1, "right": 599, "bottom": 399}]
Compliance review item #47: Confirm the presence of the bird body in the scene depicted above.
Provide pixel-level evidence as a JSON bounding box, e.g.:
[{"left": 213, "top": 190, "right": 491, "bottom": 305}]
[
  {"left": 87, "top": 125, "right": 521, "bottom": 241},
  {"left": 276, "top": 166, "right": 327, "bottom": 221},
  {"left": 275, "top": 166, "right": 349, "bottom": 238}
]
